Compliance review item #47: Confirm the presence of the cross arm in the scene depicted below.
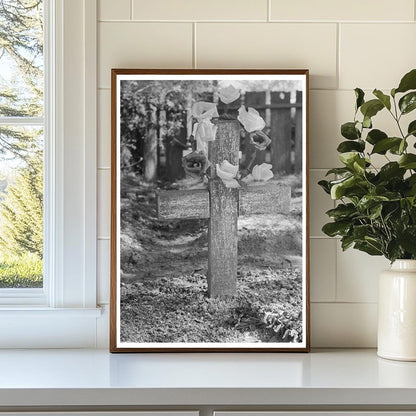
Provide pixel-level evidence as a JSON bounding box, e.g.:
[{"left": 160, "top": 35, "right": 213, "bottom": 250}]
[
  {"left": 239, "top": 183, "right": 291, "bottom": 216},
  {"left": 156, "top": 188, "right": 210, "bottom": 220}
]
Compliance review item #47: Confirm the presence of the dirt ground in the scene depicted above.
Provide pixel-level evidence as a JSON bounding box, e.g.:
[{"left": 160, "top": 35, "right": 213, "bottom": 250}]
[{"left": 119, "top": 174, "right": 304, "bottom": 344}]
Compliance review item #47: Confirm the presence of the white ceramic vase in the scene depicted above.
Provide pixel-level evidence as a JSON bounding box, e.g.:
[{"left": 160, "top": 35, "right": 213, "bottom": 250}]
[{"left": 378, "top": 259, "right": 416, "bottom": 361}]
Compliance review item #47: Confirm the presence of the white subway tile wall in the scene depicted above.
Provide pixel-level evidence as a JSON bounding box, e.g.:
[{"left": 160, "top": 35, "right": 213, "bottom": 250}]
[
  {"left": 336, "top": 246, "right": 389, "bottom": 303},
  {"left": 132, "top": 0, "right": 269, "bottom": 21},
  {"left": 196, "top": 23, "right": 337, "bottom": 89},
  {"left": 270, "top": 0, "right": 414, "bottom": 22},
  {"left": 339, "top": 24, "right": 416, "bottom": 90},
  {"left": 97, "top": 0, "right": 416, "bottom": 347},
  {"left": 98, "top": 22, "right": 193, "bottom": 88},
  {"left": 99, "top": 0, "right": 131, "bottom": 20},
  {"left": 310, "top": 239, "right": 336, "bottom": 302}
]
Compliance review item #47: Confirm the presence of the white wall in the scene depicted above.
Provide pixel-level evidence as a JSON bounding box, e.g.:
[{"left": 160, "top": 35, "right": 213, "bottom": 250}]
[{"left": 96, "top": 0, "right": 416, "bottom": 348}]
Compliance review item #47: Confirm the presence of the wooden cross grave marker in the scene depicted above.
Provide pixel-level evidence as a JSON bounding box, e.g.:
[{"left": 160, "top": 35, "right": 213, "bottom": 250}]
[{"left": 157, "top": 120, "right": 291, "bottom": 298}]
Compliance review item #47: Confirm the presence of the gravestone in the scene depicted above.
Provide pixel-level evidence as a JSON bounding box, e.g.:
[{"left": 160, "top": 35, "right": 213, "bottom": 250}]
[{"left": 157, "top": 120, "right": 291, "bottom": 297}]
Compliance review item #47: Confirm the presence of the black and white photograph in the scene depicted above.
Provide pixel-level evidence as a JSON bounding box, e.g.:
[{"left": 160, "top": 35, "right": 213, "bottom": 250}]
[{"left": 110, "top": 69, "right": 309, "bottom": 352}]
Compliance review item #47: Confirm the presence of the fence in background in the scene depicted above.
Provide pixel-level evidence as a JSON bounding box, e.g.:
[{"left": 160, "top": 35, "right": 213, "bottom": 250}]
[{"left": 143, "top": 90, "right": 303, "bottom": 182}]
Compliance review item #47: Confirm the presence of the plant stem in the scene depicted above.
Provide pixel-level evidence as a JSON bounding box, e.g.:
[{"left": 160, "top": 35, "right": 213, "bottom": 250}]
[
  {"left": 246, "top": 150, "right": 257, "bottom": 172},
  {"left": 389, "top": 97, "right": 406, "bottom": 139}
]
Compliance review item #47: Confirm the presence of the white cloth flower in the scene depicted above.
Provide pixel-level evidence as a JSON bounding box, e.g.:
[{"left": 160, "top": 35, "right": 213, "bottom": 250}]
[
  {"left": 191, "top": 101, "right": 219, "bottom": 121},
  {"left": 192, "top": 119, "right": 217, "bottom": 155},
  {"left": 218, "top": 85, "right": 240, "bottom": 104},
  {"left": 237, "top": 106, "right": 266, "bottom": 133},
  {"left": 216, "top": 160, "right": 240, "bottom": 188},
  {"left": 242, "top": 163, "right": 274, "bottom": 184},
  {"left": 192, "top": 119, "right": 217, "bottom": 143}
]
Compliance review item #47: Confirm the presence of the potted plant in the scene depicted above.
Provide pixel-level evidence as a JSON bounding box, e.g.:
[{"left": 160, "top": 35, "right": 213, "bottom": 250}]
[{"left": 319, "top": 68, "right": 416, "bottom": 361}]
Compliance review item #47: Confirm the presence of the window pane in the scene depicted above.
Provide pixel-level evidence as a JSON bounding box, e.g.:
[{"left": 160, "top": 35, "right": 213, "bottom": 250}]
[
  {"left": 0, "top": 126, "right": 43, "bottom": 288},
  {"left": 0, "top": 0, "right": 44, "bottom": 117}
]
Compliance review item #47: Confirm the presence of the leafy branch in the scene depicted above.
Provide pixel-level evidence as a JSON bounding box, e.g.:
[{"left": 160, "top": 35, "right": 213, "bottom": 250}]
[{"left": 319, "top": 69, "right": 416, "bottom": 262}]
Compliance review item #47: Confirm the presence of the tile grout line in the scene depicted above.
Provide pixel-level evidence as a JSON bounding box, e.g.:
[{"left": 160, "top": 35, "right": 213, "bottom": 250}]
[
  {"left": 130, "top": 0, "right": 133, "bottom": 20},
  {"left": 267, "top": 0, "right": 271, "bottom": 22},
  {"left": 193, "top": 22, "right": 197, "bottom": 69},
  {"left": 97, "top": 19, "right": 415, "bottom": 24},
  {"left": 311, "top": 301, "right": 378, "bottom": 305}
]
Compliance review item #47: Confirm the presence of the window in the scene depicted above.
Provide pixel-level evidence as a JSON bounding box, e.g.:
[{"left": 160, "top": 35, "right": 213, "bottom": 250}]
[
  {"left": 0, "top": 0, "right": 45, "bottom": 294},
  {"left": 0, "top": 0, "right": 100, "bottom": 348}
]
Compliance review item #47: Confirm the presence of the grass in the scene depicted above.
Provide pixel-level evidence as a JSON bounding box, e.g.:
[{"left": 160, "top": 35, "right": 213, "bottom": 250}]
[{"left": 0, "top": 252, "right": 43, "bottom": 288}]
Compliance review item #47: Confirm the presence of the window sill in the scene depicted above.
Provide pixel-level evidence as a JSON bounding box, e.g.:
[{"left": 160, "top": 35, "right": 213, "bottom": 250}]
[
  {"left": 0, "top": 288, "right": 47, "bottom": 306},
  {"left": 0, "top": 306, "right": 102, "bottom": 316},
  {"left": 0, "top": 349, "right": 415, "bottom": 410},
  {"left": 0, "top": 307, "right": 104, "bottom": 348}
]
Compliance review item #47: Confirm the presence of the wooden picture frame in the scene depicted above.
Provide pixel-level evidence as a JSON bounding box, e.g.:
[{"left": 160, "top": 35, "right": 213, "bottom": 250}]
[{"left": 110, "top": 69, "right": 310, "bottom": 352}]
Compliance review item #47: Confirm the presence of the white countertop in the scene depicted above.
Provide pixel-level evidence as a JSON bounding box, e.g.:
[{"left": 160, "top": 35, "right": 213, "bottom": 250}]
[{"left": 0, "top": 349, "right": 416, "bottom": 407}]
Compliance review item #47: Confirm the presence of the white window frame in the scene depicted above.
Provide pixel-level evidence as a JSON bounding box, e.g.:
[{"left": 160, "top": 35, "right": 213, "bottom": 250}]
[
  {"left": 0, "top": 0, "right": 101, "bottom": 348},
  {"left": 0, "top": 1, "right": 47, "bottom": 305}
]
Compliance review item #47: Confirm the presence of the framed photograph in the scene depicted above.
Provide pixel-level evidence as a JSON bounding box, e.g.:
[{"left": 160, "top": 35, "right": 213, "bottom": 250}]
[{"left": 110, "top": 69, "right": 310, "bottom": 352}]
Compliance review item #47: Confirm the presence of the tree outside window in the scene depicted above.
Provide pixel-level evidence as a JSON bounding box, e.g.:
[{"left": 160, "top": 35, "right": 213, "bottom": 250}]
[{"left": 0, "top": 0, "right": 44, "bottom": 288}]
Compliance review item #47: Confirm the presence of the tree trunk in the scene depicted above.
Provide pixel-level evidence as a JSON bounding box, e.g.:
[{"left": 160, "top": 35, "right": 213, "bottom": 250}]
[{"left": 144, "top": 103, "right": 158, "bottom": 183}]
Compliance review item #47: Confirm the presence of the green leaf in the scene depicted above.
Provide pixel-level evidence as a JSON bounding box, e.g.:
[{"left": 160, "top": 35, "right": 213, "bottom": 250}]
[
  {"left": 318, "top": 180, "right": 331, "bottom": 194},
  {"left": 330, "top": 175, "right": 360, "bottom": 200},
  {"left": 329, "top": 183, "right": 345, "bottom": 200},
  {"left": 341, "top": 122, "right": 360, "bottom": 140},
  {"left": 398, "top": 227, "right": 416, "bottom": 255},
  {"left": 360, "top": 99, "right": 384, "bottom": 119},
  {"left": 366, "top": 129, "right": 387, "bottom": 145},
  {"left": 325, "top": 167, "right": 351, "bottom": 176},
  {"left": 373, "top": 89, "right": 391, "bottom": 110},
  {"left": 407, "top": 120, "right": 416, "bottom": 137},
  {"left": 339, "top": 151, "right": 360, "bottom": 166},
  {"left": 326, "top": 203, "right": 356, "bottom": 220},
  {"left": 399, "top": 139, "right": 407, "bottom": 154},
  {"left": 386, "top": 240, "right": 402, "bottom": 263},
  {"left": 363, "top": 115, "right": 372, "bottom": 129},
  {"left": 341, "top": 235, "right": 355, "bottom": 251},
  {"left": 354, "top": 241, "right": 383, "bottom": 256},
  {"left": 357, "top": 195, "right": 389, "bottom": 211},
  {"left": 353, "top": 158, "right": 366, "bottom": 174},
  {"left": 337, "top": 140, "right": 365, "bottom": 153},
  {"left": 377, "top": 162, "right": 406, "bottom": 182},
  {"left": 371, "top": 137, "right": 402, "bottom": 154},
  {"left": 399, "top": 91, "right": 416, "bottom": 115},
  {"left": 407, "top": 195, "right": 416, "bottom": 207},
  {"left": 353, "top": 224, "right": 373, "bottom": 239},
  {"left": 395, "top": 69, "right": 416, "bottom": 94},
  {"left": 369, "top": 203, "right": 383, "bottom": 220},
  {"left": 322, "top": 221, "right": 351, "bottom": 237},
  {"left": 389, "top": 139, "right": 408, "bottom": 155},
  {"left": 406, "top": 174, "right": 416, "bottom": 187},
  {"left": 399, "top": 154, "right": 416, "bottom": 169},
  {"left": 355, "top": 88, "right": 365, "bottom": 110}
]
